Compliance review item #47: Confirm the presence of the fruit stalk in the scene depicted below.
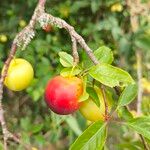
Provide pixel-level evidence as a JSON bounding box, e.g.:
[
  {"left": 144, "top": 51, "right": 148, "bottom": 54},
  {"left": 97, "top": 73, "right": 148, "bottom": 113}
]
[{"left": 101, "top": 85, "right": 109, "bottom": 121}]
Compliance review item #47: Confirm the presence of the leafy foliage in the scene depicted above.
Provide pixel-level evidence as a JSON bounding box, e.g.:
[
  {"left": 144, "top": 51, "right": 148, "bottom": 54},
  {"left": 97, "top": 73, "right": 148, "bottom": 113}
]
[
  {"left": 126, "top": 116, "right": 150, "bottom": 140},
  {"left": 0, "top": 0, "right": 149, "bottom": 149}
]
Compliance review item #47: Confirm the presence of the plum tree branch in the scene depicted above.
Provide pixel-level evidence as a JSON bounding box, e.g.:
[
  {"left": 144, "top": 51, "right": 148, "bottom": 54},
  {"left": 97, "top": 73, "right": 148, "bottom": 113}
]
[
  {"left": 0, "top": 0, "right": 45, "bottom": 149},
  {"left": 38, "top": 13, "right": 99, "bottom": 65},
  {"left": 136, "top": 50, "right": 142, "bottom": 115},
  {"left": 70, "top": 36, "right": 79, "bottom": 65}
]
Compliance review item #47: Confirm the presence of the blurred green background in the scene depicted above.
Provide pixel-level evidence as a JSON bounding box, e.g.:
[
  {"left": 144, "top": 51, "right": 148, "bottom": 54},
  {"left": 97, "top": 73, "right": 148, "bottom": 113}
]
[{"left": 0, "top": 0, "right": 150, "bottom": 149}]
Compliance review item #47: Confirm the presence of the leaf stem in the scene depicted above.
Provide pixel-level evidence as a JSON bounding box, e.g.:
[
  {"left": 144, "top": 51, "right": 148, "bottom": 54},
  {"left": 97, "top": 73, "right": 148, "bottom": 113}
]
[
  {"left": 101, "top": 85, "right": 109, "bottom": 121},
  {"left": 139, "top": 134, "right": 150, "bottom": 150}
]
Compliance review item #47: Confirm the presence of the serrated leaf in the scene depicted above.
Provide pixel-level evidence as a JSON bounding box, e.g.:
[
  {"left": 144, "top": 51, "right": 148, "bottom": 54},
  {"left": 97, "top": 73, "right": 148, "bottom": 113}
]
[
  {"left": 118, "top": 84, "right": 138, "bottom": 107},
  {"left": 59, "top": 52, "right": 73, "bottom": 67},
  {"left": 65, "top": 116, "right": 82, "bottom": 136},
  {"left": 87, "top": 87, "right": 100, "bottom": 107},
  {"left": 60, "top": 67, "right": 82, "bottom": 77},
  {"left": 126, "top": 116, "right": 150, "bottom": 140},
  {"left": 70, "top": 121, "right": 107, "bottom": 150},
  {"left": 94, "top": 46, "right": 114, "bottom": 64},
  {"left": 89, "top": 64, "right": 134, "bottom": 88}
]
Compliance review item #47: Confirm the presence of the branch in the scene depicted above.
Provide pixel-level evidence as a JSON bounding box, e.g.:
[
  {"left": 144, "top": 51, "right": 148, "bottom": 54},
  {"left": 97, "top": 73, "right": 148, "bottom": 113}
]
[
  {"left": 126, "top": 0, "right": 146, "bottom": 116},
  {"left": 39, "top": 0, "right": 46, "bottom": 7},
  {"left": 136, "top": 50, "right": 143, "bottom": 115},
  {"left": 0, "top": 44, "right": 18, "bottom": 150},
  {"left": 139, "top": 134, "right": 150, "bottom": 150},
  {"left": 71, "top": 36, "right": 79, "bottom": 65},
  {"left": 38, "top": 13, "right": 99, "bottom": 65}
]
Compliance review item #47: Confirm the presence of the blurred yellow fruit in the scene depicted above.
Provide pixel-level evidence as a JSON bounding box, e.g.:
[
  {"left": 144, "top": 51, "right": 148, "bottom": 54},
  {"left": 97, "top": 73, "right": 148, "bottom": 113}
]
[
  {"left": 19, "top": 19, "right": 27, "bottom": 28},
  {"left": 2, "top": 58, "right": 34, "bottom": 91},
  {"left": 32, "top": 147, "right": 38, "bottom": 150},
  {"left": 79, "top": 86, "right": 111, "bottom": 122},
  {"left": 111, "top": 3, "right": 123, "bottom": 12},
  {"left": 0, "top": 34, "right": 8, "bottom": 43},
  {"left": 60, "top": 6, "right": 70, "bottom": 18},
  {"left": 142, "top": 78, "right": 150, "bottom": 93},
  {"left": 145, "top": 29, "right": 150, "bottom": 35}
]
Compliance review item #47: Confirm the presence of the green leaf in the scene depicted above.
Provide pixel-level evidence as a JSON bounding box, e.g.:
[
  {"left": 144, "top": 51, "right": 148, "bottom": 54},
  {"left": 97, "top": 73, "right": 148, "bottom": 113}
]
[
  {"left": 83, "top": 46, "right": 114, "bottom": 68},
  {"left": 91, "top": 0, "right": 101, "bottom": 13},
  {"left": 79, "top": 92, "right": 89, "bottom": 102},
  {"left": 20, "top": 117, "right": 30, "bottom": 131},
  {"left": 89, "top": 64, "right": 134, "bottom": 88},
  {"left": 118, "top": 84, "right": 138, "bottom": 107},
  {"left": 30, "top": 124, "right": 44, "bottom": 134},
  {"left": 79, "top": 76, "right": 89, "bottom": 102},
  {"left": 34, "top": 134, "right": 46, "bottom": 145},
  {"left": 60, "top": 67, "right": 82, "bottom": 77},
  {"left": 135, "top": 35, "right": 150, "bottom": 51},
  {"left": 117, "top": 107, "right": 133, "bottom": 121},
  {"left": 94, "top": 46, "right": 114, "bottom": 64},
  {"left": 126, "top": 116, "right": 150, "bottom": 140},
  {"left": 70, "top": 121, "right": 107, "bottom": 150},
  {"left": 59, "top": 52, "right": 73, "bottom": 67},
  {"left": 116, "top": 141, "right": 145, "bottom": 150},
  {"left": 65, "top": 116, "right": 82, "bottom": 136},
  {"left": 87, "top": 87, "right": 100, "bottom": 107}
]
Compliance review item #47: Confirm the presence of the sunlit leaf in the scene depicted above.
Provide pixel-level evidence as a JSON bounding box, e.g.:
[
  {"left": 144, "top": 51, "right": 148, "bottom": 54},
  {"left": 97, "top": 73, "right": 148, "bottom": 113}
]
[
  {"left": 126, "top": 116, "right": 150, "bottom": 140},
  {"left": 60, "top": 67, "right": 82, "bottom": 77},
  {"left": 89, "top": 64, "right": 134, "bottom": 87},
  {"left": 70, "top": 121, "right": 107, "bottom": 150},
  {"left": 118, "top": 84, "right": 138, "bottom": 107},
  {"left": 59, "top": 52, "right": 73, "bottom": 67}
]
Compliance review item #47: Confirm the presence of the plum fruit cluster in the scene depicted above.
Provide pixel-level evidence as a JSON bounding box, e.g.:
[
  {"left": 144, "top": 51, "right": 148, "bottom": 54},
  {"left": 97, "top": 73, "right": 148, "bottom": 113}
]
[{"left": 2, "top": 58, "right": 111, "bottom": 122}]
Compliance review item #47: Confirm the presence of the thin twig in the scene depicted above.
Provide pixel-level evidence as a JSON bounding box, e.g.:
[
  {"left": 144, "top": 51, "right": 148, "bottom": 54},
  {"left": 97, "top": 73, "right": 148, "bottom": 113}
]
[
  {"left": 101, "top": 85, "right": 109, "bottom": 121},
  {"left": 40, "top": 13, "right": 99, "bottom": 65},
  {"left": 71, "top": 36, "right": 79, "bottom": 65},
  {"left": 0, "top": 44, "right": 17, "bottom": 150},
  {"left": 136, "top": 50, "right": 143, "bottom": 115},
  {"left": 139, "top": 134, "right": 150, "bottom": 150}
]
